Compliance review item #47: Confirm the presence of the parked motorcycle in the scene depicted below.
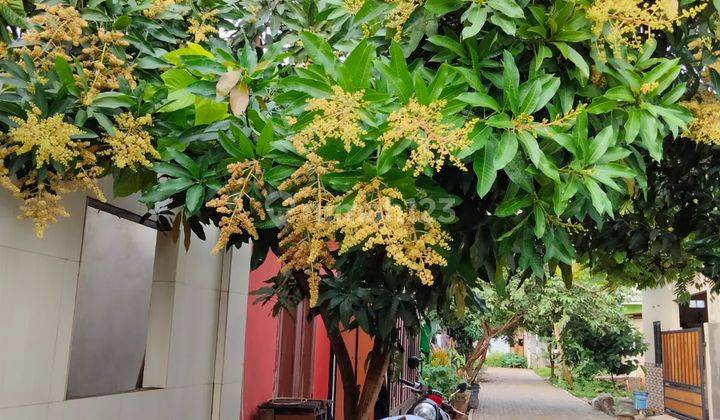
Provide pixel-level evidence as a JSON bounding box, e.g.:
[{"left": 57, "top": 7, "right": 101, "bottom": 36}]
[{"left": 396, "top": 378, "right": 468, "bottom": 420}]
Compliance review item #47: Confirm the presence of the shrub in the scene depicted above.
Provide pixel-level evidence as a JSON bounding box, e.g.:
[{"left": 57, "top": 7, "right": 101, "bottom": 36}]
[
  {"left": 484, "top": 352, "right": 527, "bottom": 368},
  {"left": 420, "top": 364, "right": 463, "bottom": 398}
]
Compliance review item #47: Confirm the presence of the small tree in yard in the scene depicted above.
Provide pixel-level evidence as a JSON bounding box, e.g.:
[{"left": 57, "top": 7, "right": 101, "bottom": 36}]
[
  {"left": 2, "top": 0, "right": 718, "bottom": 418},
  {"left": 562, "top": 312, "right": 646, "bottom": 382}
]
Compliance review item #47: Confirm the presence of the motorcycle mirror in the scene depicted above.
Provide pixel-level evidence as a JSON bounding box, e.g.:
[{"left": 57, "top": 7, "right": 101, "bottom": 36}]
[
  {"left": 456, "top": 382, "right": 468, "bottom": 393},
  {"left": 407, "top": 356, "right": 421, "bottom": 370}
]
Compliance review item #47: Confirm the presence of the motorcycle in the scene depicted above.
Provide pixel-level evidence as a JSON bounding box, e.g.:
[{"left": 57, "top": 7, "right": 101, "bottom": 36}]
[{"left": 395, "top": 378, "right": 469, "bottom": 420}]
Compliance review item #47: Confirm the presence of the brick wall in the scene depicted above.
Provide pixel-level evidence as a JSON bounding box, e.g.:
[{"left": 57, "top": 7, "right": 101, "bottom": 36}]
[{"left": 646, "top": 364, "right": 664, "bottom": 414}]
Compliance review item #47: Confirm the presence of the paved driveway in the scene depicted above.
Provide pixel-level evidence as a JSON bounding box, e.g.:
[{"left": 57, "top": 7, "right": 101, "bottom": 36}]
[{"left": 471, "top": 368, "right": 609, "bottom": 420}]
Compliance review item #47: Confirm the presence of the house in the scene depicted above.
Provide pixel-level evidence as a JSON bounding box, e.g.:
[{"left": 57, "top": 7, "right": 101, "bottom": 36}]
[
  {"left": 0, "top": 185, "right": 416, "bottom": 420},
  {"left": 641, "top": 276, "right": 720, "bottom": 420}
]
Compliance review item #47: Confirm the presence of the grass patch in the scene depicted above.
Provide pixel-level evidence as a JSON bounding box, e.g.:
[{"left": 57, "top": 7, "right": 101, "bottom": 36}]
[
  {"left": 533, "top": 368, "right": 630, "bottom": 399},
  {"left": 485, "top": 352, "right": 528, "bottom": 368},
  {"left": 533, "top": 367, "right": 551, "bottom": 378}
]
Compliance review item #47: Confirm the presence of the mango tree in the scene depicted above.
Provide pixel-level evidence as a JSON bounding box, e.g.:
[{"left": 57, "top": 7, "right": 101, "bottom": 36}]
[{"left": 0, "top": 0, "right": 715, "bottom": 417}]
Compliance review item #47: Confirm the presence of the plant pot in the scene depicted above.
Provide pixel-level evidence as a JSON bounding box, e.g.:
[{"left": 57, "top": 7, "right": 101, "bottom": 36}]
[
  {"left": 450, "top": 391, "right": 470, "bottom": 413},
  {"left": 467, "top": 384, "right": 480, "bottom": 409}
]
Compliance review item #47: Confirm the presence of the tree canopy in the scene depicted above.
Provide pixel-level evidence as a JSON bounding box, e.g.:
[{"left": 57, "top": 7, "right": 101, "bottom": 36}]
[{"left": 1, "top": 0, "right": 719, "bottom": 416}]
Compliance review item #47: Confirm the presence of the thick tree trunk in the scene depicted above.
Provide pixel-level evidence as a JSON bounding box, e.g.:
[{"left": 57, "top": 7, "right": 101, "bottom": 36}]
[
  {"left": 357, "top": 340, "right": 392, "bottom": 420},
  {"left": 293, "top": 270, "right": 392, "bottom": 419},
  {"left": 321, "top": 311, "right": 360, "bottom": 420}
]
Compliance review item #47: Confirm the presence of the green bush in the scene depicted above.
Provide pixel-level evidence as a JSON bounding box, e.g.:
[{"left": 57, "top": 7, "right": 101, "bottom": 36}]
[
  {"left": 484, "top": 352, "right": 527, "bottom": 368},
  {"left": 420, "top": 365, "right": 462, "bottom": 398}
]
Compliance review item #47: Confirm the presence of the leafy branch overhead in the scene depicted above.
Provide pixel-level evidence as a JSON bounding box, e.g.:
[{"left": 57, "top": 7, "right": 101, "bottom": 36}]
[{"left": 2, "top": 0, "right": 719, "bottom": 417}]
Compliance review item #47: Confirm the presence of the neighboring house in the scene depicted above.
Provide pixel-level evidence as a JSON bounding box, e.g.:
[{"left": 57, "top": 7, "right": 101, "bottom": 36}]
[
  {"left": 0, "top": 185, "right": 416, "bottom": 420},
  {"left": 642, "top": 277, "right": 720, "bottom": 420}
]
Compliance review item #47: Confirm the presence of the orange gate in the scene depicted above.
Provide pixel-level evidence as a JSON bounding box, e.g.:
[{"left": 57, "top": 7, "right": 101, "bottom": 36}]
[{"left": 661, "top": 328, "right": 708, "bottom": 420}]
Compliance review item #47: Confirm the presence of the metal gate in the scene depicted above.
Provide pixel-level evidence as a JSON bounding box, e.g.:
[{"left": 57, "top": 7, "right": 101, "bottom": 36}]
[{"left": 661, "top": 328, "right": 708, "bottom": 420}]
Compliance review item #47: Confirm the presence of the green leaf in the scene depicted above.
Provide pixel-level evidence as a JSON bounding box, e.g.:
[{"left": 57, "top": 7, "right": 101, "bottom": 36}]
[
  {"left": 428, "top": 36, "right": 466, "bottom": 58},
  {"left": 219, "top": 130, "right": 254, "bottom": 160},
  {"left": 299, "top": 31, "right": 337, "bottom": 78},
  {"left": 387, "top": 41, "right": 414, "bottom": 101},
  {"left": 142, "top": 178, "right": 195, "bottom": 203},
  {"left": 487, "top": 0, "right": 525, "bottom": 18},
  {"left": 185, "top": 184, "right": 205, "bottom": 214},
  {"left": 588, "top": 126, "right": 614, "bottom": 164},
  {"left": 462, "top": 5, "right": 487, "bottom": 39},
  {"left": 517, "top": 131, "right": 540, "bottom": 165},
  {"left": 53, "top": 57, "right": 80, "bottom": 97},
  {"left": 256, "top": 121, "right": 274, "bottom": 156},
  {"left": 378, "top": 139, "right": 412, "bottom": 174},
  {"left": 587, "top": 97, "right": 617, "bottom": 114},
  {"left": 168, "top": 149, "right": 201, "bottom": 178},
  {"left": 534, "top": 206, "right": 546, "bottom": 238},
  {"left": 490, "top": 13, "right": 516, "bottom": 35},
  {"left": 112, "top": 15, "right": 132, "bottom": 30},
  {"left": 624, "top": 108, "right": 641, "bottom": 144},
  {"left": 496, "top": 195, "right": 533, "bottom": 217},
  {"left": 161, "top": 68, "right": 197, "bottom": 90},
  {"left": 194, "top": 97, "right": 228, "bottom": 125},
  {"left": 640, "top": 111, "right": 662, "bottom": 161},
  {"left": 583, "top": 177, "right": 610, "bottom": 216},
  {"left": 425, "top": 0, "right": 466, "bottom": 15},
  {"left": 91, "top": 92, "right": 135, "bottom": 108},
  {"left": 502, "top": 50, "right": 520, "bottom": 113},
  {"left": 153, "top": 162, "right": 192, "bottom": 179},
  {"left": 456, "top": 91, "right": 500, "bottom": 111},
  {"left": 494, "top": 131, "right": 518, "bottom": 170},
  {"left": 473, "top": 147, "right": 497, "bottom": 198},
  {"left": 180, "top": 56, "right": 226, "bottom": 75},
  {"left": 605, "top": 86, "right": 635, "bottom": 102},
  {"left": 338, "top": 40, "right": 375, "bottom": 92},
  {"left": 552, "top": 42, "right": 589, "bottom": 79},
  {"left": 137, "top": 55, "right": 171, "bottom": 70}
]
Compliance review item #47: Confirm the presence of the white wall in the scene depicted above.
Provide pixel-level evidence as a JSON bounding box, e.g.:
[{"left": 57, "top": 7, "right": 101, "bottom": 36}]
[
  {"left": 0, "top": 182, "right": 252, "bottom": 420},
  {"left": 642, "top": 282, "right": 720, "bottom": 364},
  {"left": 641, "top": 285, "right": 681, "bottom": 365}
]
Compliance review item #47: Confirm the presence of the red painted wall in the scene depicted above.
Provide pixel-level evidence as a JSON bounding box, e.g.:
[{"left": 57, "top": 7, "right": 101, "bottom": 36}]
[
  {"left": 312, "top": 317, "right": 331, "bottom": 400},
  {"left": 241, "top": 251, "right": 281, "bottom": 420}
]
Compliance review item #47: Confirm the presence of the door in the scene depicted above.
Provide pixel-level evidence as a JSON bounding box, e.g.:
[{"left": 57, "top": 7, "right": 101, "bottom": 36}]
[{"left": 661, "top": 328, "right": 708, "bottom": 420}]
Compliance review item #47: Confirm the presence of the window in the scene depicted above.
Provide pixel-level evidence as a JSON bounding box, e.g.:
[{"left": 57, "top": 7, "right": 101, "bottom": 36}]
[
  {"left": 66, "top": 200, "right": 158, "bottom": 399},
  {"left": 679, "top": 291, "right": 709, "bottom": 329},
  {"left": 689, "top": 300, "right": 706, "bottom": 309}
]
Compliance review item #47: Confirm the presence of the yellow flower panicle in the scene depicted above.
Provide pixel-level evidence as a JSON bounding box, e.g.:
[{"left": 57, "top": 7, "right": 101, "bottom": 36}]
[
  {"left": 385, "top": 0, "right": 423, "bottom": 40},
  {"left": 207, "top": 160, "right": 267, "bottom": 254},
  {"left": 144, "top": 0, "right": 183, "bottom": 18},
  {"left": 188, "top": 10, "right": 220, "bottom": 43},
  {"left": 80, "top": 29, "right": 135, "bottom": 105},
  {"left": 344, "top": 0, "right": 365, "bottom": 14},
  {"left": 1, "top": 108, "right": 108, "bottom": 237},
  {"left": 334, "top": 179, "right": 450, "bottom": 286},
  {"left": 277, "top": 154, "right": 337, "bottom": 307},
  {"left": 292, "top": 86, "right": 367, "bottom": 154},
  {"left": 100, "top": 114, "right": 159, "bottom": 169},
  {"left": 586, "top": 0, "right": 705, "bottom": 60},
  {"left": 9, "top": 106, "right": 82, "bottom": 168},
  {"left": 21, "top": 5, "right": 135, "bottom": 103},
  {"left": 22, "top": 4, "right": 88, "bottom": 70},
  {"left": 380, "top": 98, "right": 475, "bottom": 176},
  {"left": 681, "top": 91, "right": 720, "bottom": 146}
]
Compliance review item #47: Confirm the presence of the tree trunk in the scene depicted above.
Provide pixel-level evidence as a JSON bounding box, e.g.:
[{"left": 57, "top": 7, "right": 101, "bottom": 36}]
[
  {"left": 463, "top": 314, "right": 523, "bottom": 383},
  {"left": 321, "top": 312, "right": 360, "bottom": 420},
  {"left": 293, "top": 270, "right": 392, "bottom": 419},
  {"left": 357, "top": 340, "right": 392, "bottom": 420},
  {"left": 548, "top": 342, "right": 556, "bottom": 381}
]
